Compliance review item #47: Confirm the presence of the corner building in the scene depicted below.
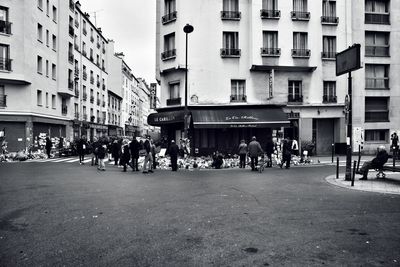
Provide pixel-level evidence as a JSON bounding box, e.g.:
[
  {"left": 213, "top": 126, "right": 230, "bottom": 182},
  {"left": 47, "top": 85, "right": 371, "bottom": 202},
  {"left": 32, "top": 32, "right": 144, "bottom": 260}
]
[{"left": 152, "top": 0, "right": 349, "bottom": 155}]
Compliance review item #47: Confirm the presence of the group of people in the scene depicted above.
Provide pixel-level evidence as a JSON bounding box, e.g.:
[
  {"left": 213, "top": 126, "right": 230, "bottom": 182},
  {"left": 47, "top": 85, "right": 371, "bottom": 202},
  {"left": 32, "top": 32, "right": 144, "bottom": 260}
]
[
  {"left": 76, "top": 135, "right": 157, "bottom": 174},
  {"left": 237, "top": 136, "right": 299, "bottom": 171}
]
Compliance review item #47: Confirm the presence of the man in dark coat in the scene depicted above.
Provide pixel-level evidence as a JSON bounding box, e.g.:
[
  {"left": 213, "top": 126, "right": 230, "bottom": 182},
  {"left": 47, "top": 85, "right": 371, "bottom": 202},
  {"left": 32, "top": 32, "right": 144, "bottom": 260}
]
[
  {"left": 248, "top": 136, "right": 263, "bottom": 171},
  {"left": 45, "top": 137, "right": 52, "bottom": 158},
  {"left": 77, "top": 135, "right": 87, "bottom": 165},
  {"left": 357, "top": 146, "right": 391, "bottom": 180},
  {"left": 265, "top": 137, "right": 275, "bottom": 168},
  {"left": 280, "top": 137, "right": 292, "bottom": 169},
  {"left": 111, "top": 140, "right": 121, "bottom": 166},
  {"left": 121, "top": 143, "right": 132, "bottom": 172},
  {"left": 168, "top": 140, "right": 179, "bottom": 171},
  {"left": 129, "top": 137, "right": 140, "bottom": 171}
]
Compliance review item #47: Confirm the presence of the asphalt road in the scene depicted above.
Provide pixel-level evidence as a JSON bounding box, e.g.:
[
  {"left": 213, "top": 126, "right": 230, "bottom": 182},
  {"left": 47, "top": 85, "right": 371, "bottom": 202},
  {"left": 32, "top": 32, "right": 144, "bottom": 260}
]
[{"left": 0, "top": 162, "right": 400, "bottom": 266}]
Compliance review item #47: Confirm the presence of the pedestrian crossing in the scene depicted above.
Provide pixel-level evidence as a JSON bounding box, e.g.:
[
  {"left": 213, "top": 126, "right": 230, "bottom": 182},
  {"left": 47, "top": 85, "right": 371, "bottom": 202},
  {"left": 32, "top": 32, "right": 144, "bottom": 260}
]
[{"left": 29, "top": 157, "right": 116, "bottom": 165}]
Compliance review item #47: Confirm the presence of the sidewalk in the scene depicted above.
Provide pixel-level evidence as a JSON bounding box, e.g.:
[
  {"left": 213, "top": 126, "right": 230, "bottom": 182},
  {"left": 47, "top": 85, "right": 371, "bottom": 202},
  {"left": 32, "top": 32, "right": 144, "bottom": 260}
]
[
  {"left": 325, "top": 171, "right": 400, "bottom": 195},
  {"left": 312, "top": 155, "right": 375, "bottom": 165}
]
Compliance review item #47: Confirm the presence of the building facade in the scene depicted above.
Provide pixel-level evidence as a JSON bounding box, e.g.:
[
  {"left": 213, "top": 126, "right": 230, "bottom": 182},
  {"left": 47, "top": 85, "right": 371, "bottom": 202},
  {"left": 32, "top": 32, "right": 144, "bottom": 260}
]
[{"left": 152, "top": 0, "right": 353, "bottom": 155}]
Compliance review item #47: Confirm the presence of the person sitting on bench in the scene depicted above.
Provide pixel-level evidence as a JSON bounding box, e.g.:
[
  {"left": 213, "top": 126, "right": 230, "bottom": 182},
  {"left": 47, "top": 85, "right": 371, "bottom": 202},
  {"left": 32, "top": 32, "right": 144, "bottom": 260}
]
[{"left": 357, "top": 145, "right": 391, "bottom": 180}]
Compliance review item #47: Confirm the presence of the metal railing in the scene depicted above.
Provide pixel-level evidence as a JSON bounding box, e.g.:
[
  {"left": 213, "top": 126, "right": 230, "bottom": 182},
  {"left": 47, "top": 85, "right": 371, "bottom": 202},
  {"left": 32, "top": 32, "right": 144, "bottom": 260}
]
[
  {"left": 220, "top": 48, "right": 241, "bottom": 57},
  {"left": 323, "top": 95, "right": 337, "bottom": 103},
  {"left": 0, "top": 20, "right": 12, "bottom": 34},
  {"left": 288, "top": 95, "right": 303, "bottom": 103},
  {"left": 260, "top": 9, "right": 280, "bottom": 19},
  {"left": 230, "top": 94, "right": 247, "bottom": 102},
  {"left": 321, "top": 51, "right": 337, "bottom": 59},
  {"left": 62, "top": 105, "right": 68, "bottom": 115},
  {"left": 292, "top": 49, "right": 311, "bottom": 58},
  {"left": 162, "top": 11, "right": 177, "bottom": 24},
  {"left": 90, "top": 77, "right": 94, "bottom": 84},
  {"left": 365, "top": 77, "right": 389, "bottom": 89},
  {"left": 365, "top": 45, "right": 390, "bottom": 57},
  {"left": 260, "top": 47, "right": 281, "bottom": 56},
  {"left": 90, "top": 96, "right": 94, "bottom": 103},
  {"left": 166, "top": 97, "right": 181, "bottom": 106},
  {"left": 83, "top": 72, "right": 87, "bottom": 80},
  {"left": 161, "top": 49, "right": 176, "bottom": 60},
  {"left": 291, "top": 11, "right": 310, "bottom": 20},
  {"left": 0, "top": 58, "right": 12, "bottom": 71},
  {"left": 365, "top": 13, "right": 390, "bottom": 24},
  {"left": 221, "top": 11, "right": 241, "bottom": 20},
  {"left": 321, "top": 16, "right": 339, "bottom": 24}
]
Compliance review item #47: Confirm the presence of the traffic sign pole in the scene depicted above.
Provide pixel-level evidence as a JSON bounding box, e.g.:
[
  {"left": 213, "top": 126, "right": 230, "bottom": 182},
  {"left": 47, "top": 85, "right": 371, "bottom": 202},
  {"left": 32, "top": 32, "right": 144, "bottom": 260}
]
[{"left": 345, "top": 71, "right": 353, "bottom": 181}]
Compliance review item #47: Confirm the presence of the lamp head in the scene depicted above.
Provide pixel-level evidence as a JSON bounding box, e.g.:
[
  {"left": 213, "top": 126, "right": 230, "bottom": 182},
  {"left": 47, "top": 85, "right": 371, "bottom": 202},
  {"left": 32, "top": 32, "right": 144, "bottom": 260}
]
[{"left": 183, "top": 24, "right": 194, "bottom": 34}]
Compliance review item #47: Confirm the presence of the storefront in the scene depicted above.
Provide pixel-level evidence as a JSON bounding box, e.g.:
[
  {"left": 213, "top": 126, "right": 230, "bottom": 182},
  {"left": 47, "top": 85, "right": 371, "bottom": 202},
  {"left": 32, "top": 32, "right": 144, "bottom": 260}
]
[{"left": 148, "top": 106, "right": 290, "bottom": 155}]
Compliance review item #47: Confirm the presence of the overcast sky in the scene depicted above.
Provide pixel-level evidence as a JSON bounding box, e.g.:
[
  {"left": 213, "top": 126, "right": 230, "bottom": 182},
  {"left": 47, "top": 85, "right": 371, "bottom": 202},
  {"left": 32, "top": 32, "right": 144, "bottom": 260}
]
[{"left": 80, "top": 0, "right": 156, "bottom": 83}]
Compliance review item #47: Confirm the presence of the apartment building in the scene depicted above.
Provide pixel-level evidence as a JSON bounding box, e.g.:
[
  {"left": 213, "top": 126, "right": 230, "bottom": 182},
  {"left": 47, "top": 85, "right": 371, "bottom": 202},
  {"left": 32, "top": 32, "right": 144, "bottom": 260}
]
[
  {"left": 350, "top": 0, "right": 400, "bottom": 153},
  {"left": 137, "top": 78, "right": 152, "bottom": 137},
  {"left": 152, "top": 0, "right": 350, "bottom": 155}
]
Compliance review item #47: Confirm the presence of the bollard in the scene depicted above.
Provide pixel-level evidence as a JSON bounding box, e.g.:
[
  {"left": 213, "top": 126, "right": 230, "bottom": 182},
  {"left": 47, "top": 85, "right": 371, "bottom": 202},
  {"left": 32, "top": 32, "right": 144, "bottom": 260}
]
[
  {"left": 351, "top": 160, "right": 356, "bottom": 187},
  {"left": 357, "top": 150, "right": 362, "bottom": 172},
  {"left": 331, "top": 143, "right": 334, "bottom": 163},
  {"left": 336, "top": 157, "right": 339, "bottom": 179},
  {"left": 393, "top": 150, "right": 396, "bottom": 168}
]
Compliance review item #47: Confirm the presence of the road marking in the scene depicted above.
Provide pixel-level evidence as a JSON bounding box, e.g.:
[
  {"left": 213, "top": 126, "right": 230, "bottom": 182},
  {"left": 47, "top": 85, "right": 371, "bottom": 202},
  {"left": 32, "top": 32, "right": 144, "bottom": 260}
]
[
  {"left": 65, "top": 158, "right": 80, "bottom": 163},
  {"left": 52, "top": 158, "right": 75, "bottom": 163}
]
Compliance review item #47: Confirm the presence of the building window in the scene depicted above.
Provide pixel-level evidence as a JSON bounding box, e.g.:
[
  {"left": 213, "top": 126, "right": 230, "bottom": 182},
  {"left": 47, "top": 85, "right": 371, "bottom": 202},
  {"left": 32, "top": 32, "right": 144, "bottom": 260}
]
[
  {"left": 45, "top": 92, "right": 49, "bottom": 107},
  {"left": 365, "top": 0, "right": 390, "bottom": 24},
  {"left": 221, "top": 0, "right": 240, "bottom": 20},
  {"left": 167, "top": 82, "right": 180, "bottom": 106},
  {"left": 230, "top": 80, "right": 246, "bottom": 102},
  {"left": 52, "top": 35, "right": 57, "bottom": 51},
  {"left": 292, "top": 32, "right": 310, "bottom": 57},
  {"left": 365, "top": 64, "right": 389, "bottom": 89},
  {"left": 221, "top": 32, "right": 240, "bottom": 57},
  {"left": 52, "top": 6, "right": 57, "bottom": 22},
  {"left": 0, "top": 7, "right": 11, "bottom": 34},
  {"left": 37, "top": 90, "right": 42, "bottom": 106},
  {"left": 323, "top": 81, "right": 336, "bottom": 103},
  {"left": 0, "top": 85, "right": 5, "bottom": 107},
  {"left": 288, "top": 80, "right": 303, "bottom": 102},
  {"left": 365, "top": 31, "right": 390, "bottom": 57},
  {"left": 37, "top": 56, "right": 43, "bottom": 74},
  {"left": 0, "top": 44, "right": 10, "bottom": 71},
  {"left": 45, "top": 30, "right": 49, "bottom": 46},
  {"left": 322, "top": 36, "right": 336, "bottom": 59},
  {"left": 322, "top": 0, "right": 338, "bottom": 24},
  {"left": 46, "top": 0, "right": 49, "bottom": 16},
  {"left": 262, "top": 31, "right": 280, "bottom": 56},
  {"left": 51, "top": 94, "right": 56, "bottom": 109},
  {"left": 292, "top": 0, "right": 309, "bottom": 20},
  {"left": 365, "top": 97, "right": 389, "bottom": 122},
  {"left": 162, "top": 0, "right": 177, "bottom": 24},
  {"left": 38, "top": 0, "right": 43, "bottom": 10},
  {"left": 37, "top": 23, "right": 43, "bottom": 42},
  {"left": 162, "top": 33, "right": 176, "bottom": 60},
  {"left": 51, "top": 64, "right": 56, "bottom": 80},
  {"left": 45, "top": 60, "right": 49, "bottom": 77},
  {"left": 365, "top": 129, "right": 388, "bottom": 142}
]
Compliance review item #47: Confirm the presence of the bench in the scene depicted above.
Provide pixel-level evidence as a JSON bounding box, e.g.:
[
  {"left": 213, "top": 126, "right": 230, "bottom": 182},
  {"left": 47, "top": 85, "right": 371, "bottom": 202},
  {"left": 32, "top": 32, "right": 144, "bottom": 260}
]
[{"left": 375, "top": 165, "right": 400, "bottom": 179}]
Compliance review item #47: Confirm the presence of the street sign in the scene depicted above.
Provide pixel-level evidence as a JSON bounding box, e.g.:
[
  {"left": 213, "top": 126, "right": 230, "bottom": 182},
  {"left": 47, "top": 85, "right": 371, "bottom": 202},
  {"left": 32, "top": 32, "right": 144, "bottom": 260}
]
[
  {"left": 336, "top": 44, "right": 361, "bottom": 76},
  {"left": 353, "top": 127, "right": 364, "bottom": 152}
]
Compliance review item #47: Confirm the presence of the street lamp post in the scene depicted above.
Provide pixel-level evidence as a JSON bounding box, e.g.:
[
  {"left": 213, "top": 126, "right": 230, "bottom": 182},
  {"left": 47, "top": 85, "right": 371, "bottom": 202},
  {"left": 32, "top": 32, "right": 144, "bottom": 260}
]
[{"left": 183, "top": 24, "right": 194, "bottom": 141}]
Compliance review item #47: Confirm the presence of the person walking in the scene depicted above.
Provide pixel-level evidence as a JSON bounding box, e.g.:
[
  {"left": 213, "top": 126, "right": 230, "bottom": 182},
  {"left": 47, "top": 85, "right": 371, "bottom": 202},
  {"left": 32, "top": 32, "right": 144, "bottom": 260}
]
[
  {"left": 248, "top": 136, "right": 263, "bottom": 171},
  {"left": 121, "top": 142, "right": 132, "bottom": 172},
  {"left": 238, "top": 140, "right": 248, "bottom": 168},
  {"left": 168, "top": 140, "right": 179, "bottom": 171},
  {"left": 111, "top": 140, "right": 121, "bottom": 166},
  {"left": 265, "top": 136, "right": 274, "bottom": 168},
  {"left": 77, "top": 135, "right": 87, "bottom": 165},
  {"left": 151, "top": 140, "right": 157, "bottom": 170},
  {"left": 129, "top": 137, "right": 140, "bottom": 171},
  {"left": 391, "top": 132, "right": 399, "bottom": 159},
  {"left": 45, "top": 137, "right": 52, "bottom": 159},
  {"left": 97, "top": 143, "right": 106, "bottom": 171},
  {"left": 142, "top": 139, "right": 153, "bottom": 173},
  {"left": 280, "top": 137, "right": 292, "bottom": 169},
  {"left": 91, "top": 137, "right": 99, "bottom": 166}
]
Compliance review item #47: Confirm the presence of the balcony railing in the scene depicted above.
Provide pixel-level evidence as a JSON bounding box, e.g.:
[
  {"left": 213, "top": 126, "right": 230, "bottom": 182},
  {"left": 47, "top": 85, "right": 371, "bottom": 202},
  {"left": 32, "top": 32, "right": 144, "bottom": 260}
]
[
  {"left": 166, "top": 97, "right": 181, "bottom": 106},
  {"left": 230, "top": 94, "right": 247, "bottom": 102},
  {"left": 62, "top": 105, "right": 68, "bottom": 115},
  {"left": 82, "top": 93, "right": 87, "bottom": 101},
  {"left": 365, "top": 45, "right": 390, "bottom": 57},
  {"left": 97, "top": 99, "right": 100, "bottom": 106},
  {"left": 0, "top": 20, "right": 12, "bottom": 34},
  {"left": 365, "top": 12, "right": 390, "bottom": 24},
  {"left": 292, "top": 49, "right": 311, "bottom": 58},
  {"left": 90, "top": 96, "right": 94, "bottom": 103},
  {"left": 69, "top": 26, "right": 74, "bottom": 37},
  {"left": 83, "top": 114, "right": 87, "bottom": 121},
  {"left": 365, "top": 78, "right": 389, "bottom": 89},
  {"left": 83, "top": 28, "right": 87, "bottom": 35},
  {"left": 261, "top": 47, "right": 281, "bottom": 57},
  {"left": 74, "top": 68, "right": 79, "bottom": 76},
  {"left": 323, "top": 95, "right": 337, "bottom": 103},
  {"left": 291, "top": 11, "right": 310, "bottom": 21},
  {"left": 68, "top": 81, "right": 74, "bottom": 90},
  {"left": 288, "top": 95, "right": 303, "bottom": 103},
  {"left": 321, "top": 16, "right": 339, "bottom": 24},
  {"left": 90, "top": 77, "right": 94, "bottom": 84},
  {"left": 321, "top": 51, "right": 337, "bottom": 59},
  {"left": 83, "top": 72, "right": 87, "bottom": 80},
  {"left": 260, "top": 9, "right": 280, "bottom": 19},
  {"left": 162, "top": 11, "right": 177, "bottom": 24},
  {"left": 0, "top": 95, "right": 6, "bottom": 107},
  {"left": 221, "top": 11, "right": 241, "bottom": 20},
  {"left": 0, "top": 58, "right": 12, "bottom": 71},
  {"left": 68, "top": 54, "right": 74, "bottom": 63},
  {"left": 74, "top": 112, "right": 79, "bottom": 119},
  {"left": 220, "top": 48, "right": 241, "bottom": 57},
  {"left": 161, "top": 49, "right": 176, "bottom": 60}
]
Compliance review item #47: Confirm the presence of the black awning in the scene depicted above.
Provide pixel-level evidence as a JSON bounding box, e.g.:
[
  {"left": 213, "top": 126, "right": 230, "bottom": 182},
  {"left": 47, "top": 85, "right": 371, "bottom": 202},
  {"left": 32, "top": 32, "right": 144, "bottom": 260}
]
[
  {"left": 147, "top": 110, "right": 185, "bottom": 126},
  {"left": 191, "top": 107, "right": 290, "bottom": 128}
]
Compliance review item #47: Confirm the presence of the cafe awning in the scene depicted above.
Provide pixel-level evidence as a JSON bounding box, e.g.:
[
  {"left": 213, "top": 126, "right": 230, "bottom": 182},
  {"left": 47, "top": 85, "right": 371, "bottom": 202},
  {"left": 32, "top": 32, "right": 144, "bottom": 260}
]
[
  {"left": 147, "top": 110, "right": 186, "bottom": 126},
  {"left": 191, "top": 107, "right": 290, "bottom": 128}
]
